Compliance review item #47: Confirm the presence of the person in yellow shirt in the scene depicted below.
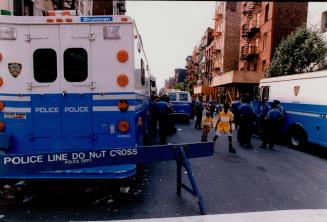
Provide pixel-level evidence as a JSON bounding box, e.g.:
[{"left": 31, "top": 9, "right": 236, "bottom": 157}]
[
  {"left": 201, "top": 112, "right": 213, "bottom": 142},
  {"left": 213, "top": 103, "right": 236, "bottom": 153}
]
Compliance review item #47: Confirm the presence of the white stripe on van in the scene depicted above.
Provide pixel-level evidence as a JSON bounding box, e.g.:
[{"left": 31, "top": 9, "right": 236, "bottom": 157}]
[
  {"left": 93, "top": 94, "right": 136, "bottom": 100},
  {"left": 2, "top": 107, "right": 31, "bottom": 113},
  {"left": 286, "top": 110, "right": 322, "bottom": 118},
  {"left": 92, "top": 104, "right": 145, "bottom": 112},
  {"left": 0, "top": 96, "right": 31, "bottom": 102}
]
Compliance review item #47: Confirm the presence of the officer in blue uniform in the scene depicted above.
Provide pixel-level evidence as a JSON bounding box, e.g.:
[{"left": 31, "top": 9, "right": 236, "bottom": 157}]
[
  {"left": 259, "top": 99, "right": 271, "bottom": 148},
  {"left": 237, "top": 95, "right": 257, "bottom": 148},
  {"left": 262, "top": 101, "right": 284, "bottom": 150},
  {"left": 154, "top": 96, "right": 173, "bottom": 144},
  {"left": 194, "top": 96, "right": 205, "bottom": 129},
  {"left": 231, "top": 97, "right": 242, "bottom": 130}
]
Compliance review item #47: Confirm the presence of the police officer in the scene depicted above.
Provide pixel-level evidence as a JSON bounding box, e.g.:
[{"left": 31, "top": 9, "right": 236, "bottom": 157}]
[
  {"left": 262, "top": 101, "right": 284, "bottom": 150},
  {"left": 149, "top": 95, "right": 160, "bottom": 138},
  {"left": 154, "top": 96, "right": 173, "bottom": 144},
  {"left": 231, "top": 97, "right": 242, "bottom": 130},
  {"left": 259, "top": 100, "right": 271, "bottom": 149},
  {"left": 237, "top": 95, "right": 257, "bottom": 148},
  {"left": 194, "top": 96, "right": 205, "bottom": 129},
  {"left": 273, "top": 100, "right": 285, "bottom": 144}
]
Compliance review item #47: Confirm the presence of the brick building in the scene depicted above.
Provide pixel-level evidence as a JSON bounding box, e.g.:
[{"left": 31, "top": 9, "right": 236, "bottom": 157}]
[
  {"left": 239, "top": 2, "right": 308, "bottom": 73},
  {"left": 174, "top": 68, "right": 186, "bottom": 83},
  {"left": 211, "top": 1, "right": 308, "bottom": 103},
  {"left": 307, "top": 2, "right": 327, "bottom": 67},
  {"left": 193, "top": 27, "right": 214, "bottom": 100},
  {"left": 210, "top": 1, "right": 242, "bottom": 103}
]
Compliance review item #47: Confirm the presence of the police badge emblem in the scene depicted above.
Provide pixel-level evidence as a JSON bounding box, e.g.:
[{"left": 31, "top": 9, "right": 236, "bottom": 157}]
[
  {"left": 294, "top": 86, "right": 300, "bottom": 96},
  {"left": 8, "top": 63, "right": 22, "bottom": 78}
]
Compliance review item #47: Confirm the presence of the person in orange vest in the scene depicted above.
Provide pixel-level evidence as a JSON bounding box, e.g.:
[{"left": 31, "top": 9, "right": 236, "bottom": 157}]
[{"left": 213, "top": 103, "right": 236, "bottom": 153}]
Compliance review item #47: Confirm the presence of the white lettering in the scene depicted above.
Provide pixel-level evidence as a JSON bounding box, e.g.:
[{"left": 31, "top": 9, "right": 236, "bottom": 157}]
[
  {"left": 35, "top": 107, "right": 59, "bottom": 113},
  {"left": 72, "top": 152, "right": 85, "bottom": 160},
  {"left": 48, "top": 153, "right": 68, "bottom": 162},
  {"left": 64, "top": 107, "right": 89, "bottom": 113},
  {"left": 3, "top": 155, "right": 44, "bottom": 165},
  {"left": 89, "top": 151, "right": 106, "bottom": 159},
  {"left": 109, "top": 148, "right": 138, "bottom": 157}
]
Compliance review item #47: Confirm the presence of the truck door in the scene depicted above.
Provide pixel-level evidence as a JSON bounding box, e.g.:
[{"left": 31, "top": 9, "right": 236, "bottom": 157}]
[
  {"left": 29, "top": 25, "right": 62, "bottom": 151},
  {"left": 60, "top": 24, "right": 93, "bottom": 150}
]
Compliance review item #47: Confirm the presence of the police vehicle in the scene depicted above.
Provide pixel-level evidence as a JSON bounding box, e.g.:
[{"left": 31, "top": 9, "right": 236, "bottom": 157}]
[
  {"left": 256, "top": 70, "right": 327, "bottom": 148},
  {"left": 0, "top": 11, "right": 153, "bottom": 179},
  {"left": 165, "top": 89, "right": 192, "bottom": 120}
]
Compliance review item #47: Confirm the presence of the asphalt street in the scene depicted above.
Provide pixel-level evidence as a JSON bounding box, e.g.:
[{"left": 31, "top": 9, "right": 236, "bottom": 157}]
[{"left": 1, "top": 119, "right": 327, "bottom": 221}]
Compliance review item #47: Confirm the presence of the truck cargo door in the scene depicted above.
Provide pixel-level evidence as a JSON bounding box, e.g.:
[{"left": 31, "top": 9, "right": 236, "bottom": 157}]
[
  {"left": 60, "top": 24, "right": 93, "bottom": 150},
  {"left": 29, "top": 25, "right": 62, "bottom": 151}
]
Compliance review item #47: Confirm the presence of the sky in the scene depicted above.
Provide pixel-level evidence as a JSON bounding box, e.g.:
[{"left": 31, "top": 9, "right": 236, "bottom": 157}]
[{"left": 125, "top": 1, "right": 216, "bottom": 89}]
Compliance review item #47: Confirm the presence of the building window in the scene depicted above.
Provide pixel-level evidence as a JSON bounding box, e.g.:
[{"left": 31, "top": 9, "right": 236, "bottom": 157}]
[
  {"left": 264, "top": 4, "right": 269, "bottom": 23},
  {"left": 227, "top": 2, "right": 237, "bottom": 12},
  {"left": 322, "top": 11, "right": 327, "bottom": 33},
  {"left": 256, "top": 13, "right": 261, "bottom": 27},
  {"left": 64, "top": 48, "right": 88, "bottom": 82},
  {"left": 253, "top": 63, "right": 257, "bottom": 71},
  {"left": 263, "top": 32, "right": 268, "bottom": 50},
  {"left": 34, "top": 49, "right": 57, "bottom": 83}
]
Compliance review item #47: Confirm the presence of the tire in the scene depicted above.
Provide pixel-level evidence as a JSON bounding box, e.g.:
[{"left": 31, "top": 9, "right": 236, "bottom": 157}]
[{"left": 288, "top": 126, "right": 307, "bottom": 149}]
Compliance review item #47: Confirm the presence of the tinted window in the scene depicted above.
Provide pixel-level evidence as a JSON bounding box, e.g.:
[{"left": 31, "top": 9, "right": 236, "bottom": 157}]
[
  {"left": 179, "top": 93, "right": 189, "bottom": 101},
  {"left": 167, "top": 93, "right": 177, "bottom": 101},
  {"left": 64, "top": 48, "right": 88, "bottom": 82},
  {"left": 33, "top": 49, "right": 57, "bottom": 83},
  {"left": 261, "top": 86, "right": 270, "bottom": 101}
]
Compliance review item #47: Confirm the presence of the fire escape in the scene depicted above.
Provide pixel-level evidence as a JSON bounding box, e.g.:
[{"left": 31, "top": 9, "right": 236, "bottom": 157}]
[{"left": 240, "top": 2, "right": 261, "bottom": 68}]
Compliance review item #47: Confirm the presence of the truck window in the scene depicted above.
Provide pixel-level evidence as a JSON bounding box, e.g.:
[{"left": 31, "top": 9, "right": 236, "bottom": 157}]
[
  {"left": 179, "top": 93, "right": 189, "bottom": 101},
  {"left": 141, "top": 59, "right": 145, "bottom": 86},
  {"left": 167, "top": 92, "right": 177, "bottom": 101},
  {"left": 261, "top": 86, "right": 270, "bottom": 101},
  {"left": 64, "top": 48, "right": 88, "bottom": 82},
  {"left": 33, "top": 49, "right": 57, "bottom": 83}
]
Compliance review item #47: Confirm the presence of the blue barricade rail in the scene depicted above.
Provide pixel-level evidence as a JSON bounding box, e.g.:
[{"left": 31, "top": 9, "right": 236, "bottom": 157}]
[{"left": 0, "top": 142, "right": 214, "bottom": 214}]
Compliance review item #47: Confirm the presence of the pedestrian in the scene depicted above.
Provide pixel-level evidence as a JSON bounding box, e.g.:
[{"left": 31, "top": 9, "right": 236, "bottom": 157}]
[
  {"left": 261, "top": 101, "right": 284, "bottom": 150},
  {"left": 231, "top": 97, "right": 242, "bottom": 130},
  {"left": 194, "top": 96, "right": 204, "bottom": 129},
  {"left": 165, "top": 96, "right": 177, "bottom": 135},
  {"left": 201, "top": 112, "right": 213, "bottom": 142},
  {"left": 237, "top": 95, "right": 257, "bottom": 148},
  {"left": 213, "top": 103, "right": 236, "bottom": 153},
  {"left": 220, "top": 92, "right": 226, "bottom": 104},
  {"left": 208, "top": 100, "right": 216, "bottom": 118},
  {"left": 154, "top": 96, "right": 173, "bottom": 144},
  {"left": 191, "top": 95, "right": 196, "bottom": 119}
]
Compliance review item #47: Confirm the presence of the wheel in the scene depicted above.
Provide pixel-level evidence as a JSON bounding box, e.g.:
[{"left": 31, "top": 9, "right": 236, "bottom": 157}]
[{"left": 288, "top": 126, "right": 307, "bottom": 149}]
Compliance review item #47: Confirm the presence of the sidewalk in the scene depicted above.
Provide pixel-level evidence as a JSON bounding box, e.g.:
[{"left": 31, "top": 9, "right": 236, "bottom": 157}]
[{"left": 86, "top": 209, "right": 327, "bottom": 222}]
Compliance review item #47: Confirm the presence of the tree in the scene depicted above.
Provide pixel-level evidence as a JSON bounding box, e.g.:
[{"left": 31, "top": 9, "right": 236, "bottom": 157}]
[
  {"left": 173, "top": 82, "right": 184, "bottom": 90},
  {"left": 268, "top": 25, "right": 327, "bottom": 77}
]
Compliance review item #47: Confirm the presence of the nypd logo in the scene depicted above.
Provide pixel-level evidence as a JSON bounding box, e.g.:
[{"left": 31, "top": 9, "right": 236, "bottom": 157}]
[{"left": 8, "top": 62, "right": 22, "bottom": 78}]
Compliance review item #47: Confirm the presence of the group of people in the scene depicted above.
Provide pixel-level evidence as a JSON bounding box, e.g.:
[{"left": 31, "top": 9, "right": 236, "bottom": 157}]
[{"left": 195, "top": 95, "right": 285, "bottom": 153}]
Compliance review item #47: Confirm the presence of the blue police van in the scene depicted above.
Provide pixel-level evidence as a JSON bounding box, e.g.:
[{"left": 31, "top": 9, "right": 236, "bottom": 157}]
[{"left": 166, "top": 90, "right": 192, "bottom": 120}]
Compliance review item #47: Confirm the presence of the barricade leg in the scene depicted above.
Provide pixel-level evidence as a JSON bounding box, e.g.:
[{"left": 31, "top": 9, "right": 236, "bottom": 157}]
[{"left": 174, "top": 145, "right": 206, "bottom": 215}]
